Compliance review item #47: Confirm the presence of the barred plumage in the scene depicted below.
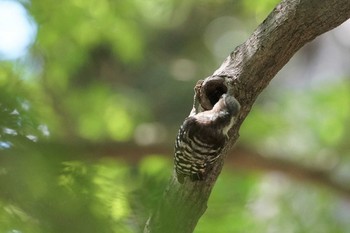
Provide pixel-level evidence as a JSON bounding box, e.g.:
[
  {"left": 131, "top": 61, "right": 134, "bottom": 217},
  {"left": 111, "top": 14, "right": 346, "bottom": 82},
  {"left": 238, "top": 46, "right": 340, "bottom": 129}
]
[{"left": 174, "top": 93, "right": 240, "bottom": 183}]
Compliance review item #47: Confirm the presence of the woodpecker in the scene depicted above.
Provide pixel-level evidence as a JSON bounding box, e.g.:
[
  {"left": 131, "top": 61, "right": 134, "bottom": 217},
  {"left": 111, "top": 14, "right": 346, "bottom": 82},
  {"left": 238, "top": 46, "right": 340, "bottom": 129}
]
[{"left": 174, "top": 93, "right": 240, "bottom": 183}]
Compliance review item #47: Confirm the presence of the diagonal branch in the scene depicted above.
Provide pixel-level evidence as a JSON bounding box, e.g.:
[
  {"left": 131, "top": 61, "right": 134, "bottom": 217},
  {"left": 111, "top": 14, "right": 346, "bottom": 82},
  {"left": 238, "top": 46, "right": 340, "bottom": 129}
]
[
  {"left": 144, "top": 0, "right": 350, "bottom": 232},
  {"left": 227, "top": 148, "right": 350, "bottom": 200}
]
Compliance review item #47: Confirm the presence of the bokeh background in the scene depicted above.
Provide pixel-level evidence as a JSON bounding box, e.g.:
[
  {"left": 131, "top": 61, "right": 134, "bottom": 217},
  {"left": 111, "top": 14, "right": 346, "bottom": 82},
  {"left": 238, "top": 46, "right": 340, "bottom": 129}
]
[{"left": 1, "top": 0, "right": 350, "bottom": 232}]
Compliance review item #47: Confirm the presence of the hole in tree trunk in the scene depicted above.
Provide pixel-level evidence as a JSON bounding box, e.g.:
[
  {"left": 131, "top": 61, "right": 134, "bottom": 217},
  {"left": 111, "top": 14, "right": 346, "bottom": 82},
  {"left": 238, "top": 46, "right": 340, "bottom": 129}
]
[{"left": 200, "top": 76, "right": 228, "bottom": 110}]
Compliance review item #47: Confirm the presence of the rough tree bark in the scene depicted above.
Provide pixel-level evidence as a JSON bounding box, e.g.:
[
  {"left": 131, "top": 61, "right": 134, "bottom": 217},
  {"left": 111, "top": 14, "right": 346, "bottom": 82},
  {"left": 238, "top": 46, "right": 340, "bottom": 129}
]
[{"left": 144, "top": 0, "right": 350, "bottom": 232}]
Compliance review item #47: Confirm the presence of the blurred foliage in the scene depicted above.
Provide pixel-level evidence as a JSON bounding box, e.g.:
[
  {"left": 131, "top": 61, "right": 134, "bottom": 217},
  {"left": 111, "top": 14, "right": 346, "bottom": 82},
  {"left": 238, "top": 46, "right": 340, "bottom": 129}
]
[
  {"left": 0, "top": 0, "right": 350, "bottom": 232},
  {"left": 239, "top": 81, "right": 350, "bottom": 231},
  {"left": 243, "top": 0, "right": 279, "bottom": 21},
  {"left": 242, "top": 83, "right": 350, "bottom": 154}
]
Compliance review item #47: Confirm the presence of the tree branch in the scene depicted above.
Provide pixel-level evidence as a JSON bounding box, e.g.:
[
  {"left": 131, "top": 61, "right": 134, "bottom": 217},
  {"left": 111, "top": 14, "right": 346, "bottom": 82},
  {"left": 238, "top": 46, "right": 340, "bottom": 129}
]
[
  {"left": 227, "top": 148, "right": 350, "bottom": 200},
  {"left": 145, "top": 0, "right": 350, "bottom": 232},
  {"left": 72, "top": 141, "right": 350, "bottom": 199}
]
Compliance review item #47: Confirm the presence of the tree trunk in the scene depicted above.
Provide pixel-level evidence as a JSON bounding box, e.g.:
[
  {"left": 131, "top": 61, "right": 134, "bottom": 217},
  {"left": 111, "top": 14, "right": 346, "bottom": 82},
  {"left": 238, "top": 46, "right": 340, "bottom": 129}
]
[{"left": 144, "top": 0, "right": 350, "bottom": 232}]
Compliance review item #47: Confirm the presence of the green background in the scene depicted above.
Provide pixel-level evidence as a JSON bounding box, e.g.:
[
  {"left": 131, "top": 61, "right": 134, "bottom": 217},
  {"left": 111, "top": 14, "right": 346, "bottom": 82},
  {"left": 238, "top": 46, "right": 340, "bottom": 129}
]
[{"left": 1, "top": 0, "right": 350, "bottom": 232}]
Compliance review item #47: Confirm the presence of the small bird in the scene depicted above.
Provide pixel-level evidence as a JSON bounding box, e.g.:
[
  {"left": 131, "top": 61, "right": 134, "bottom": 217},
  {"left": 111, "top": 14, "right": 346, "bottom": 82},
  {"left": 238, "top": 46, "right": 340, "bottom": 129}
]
[{"left": 174, "top": 92, "right": 240, "bottom": 183}]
